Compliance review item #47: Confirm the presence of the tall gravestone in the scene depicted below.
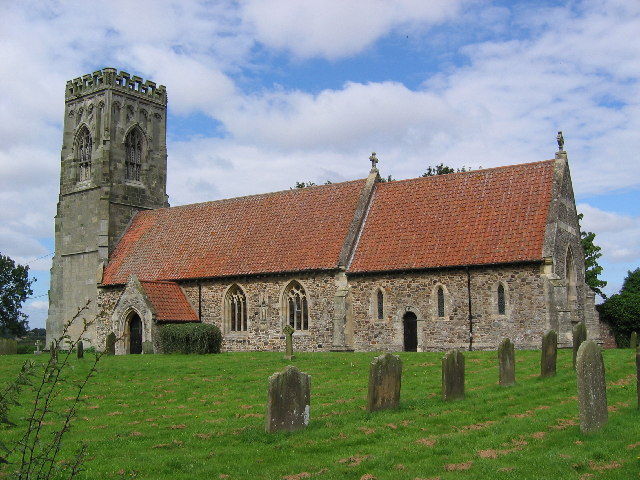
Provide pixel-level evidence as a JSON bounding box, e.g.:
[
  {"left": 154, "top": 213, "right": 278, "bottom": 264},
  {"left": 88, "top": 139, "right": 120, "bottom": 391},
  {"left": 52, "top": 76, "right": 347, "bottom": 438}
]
[
  {"left": 630, "top": 331, "right": 637, "bottom": 350},
  {"left": 50, "top": 341, "right": 58, "bottom": 363},
  {"left": 283, "top": 325, "right": 295, "bottom": 360},
  {"left": 442, "top": 350, "right": 465, "bottom": 401},
  {"left": 266, "top": 366, "right": 311, "bottom": 433},
  {"left": 572, "top": 322, "right": 587, "bottom": 369},
  {"left": 77, "top": 340, "right": 84, "bottom": 359},
  {"left": 105, "top": 332, "right": 116, "bottom": 355},
  {"left": 498, "top": 338, "right": 515, "bottom": 387},
  {"left": 576, "top": 340, "right": 608, "bottom": 433},
  {"left": 541, "top": 330, "right": 557, "bottom": 378},
  {"left": 367, "top": 353, "right": 402, "bottom": 412}
]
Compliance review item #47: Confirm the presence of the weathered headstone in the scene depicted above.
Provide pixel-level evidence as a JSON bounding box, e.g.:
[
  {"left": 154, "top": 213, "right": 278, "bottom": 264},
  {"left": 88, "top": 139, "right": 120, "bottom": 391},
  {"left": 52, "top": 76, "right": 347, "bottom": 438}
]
[
  {"left": 283, "top": 324, "right": 295, "bottom": 360},
  {"left": 572, "top": 322, "right": 587, "bottom": 369},
  {"left": 442, "top": 350, "right": 464, "bottom": 401},
  {"left": 34, "top": 339, "right": 42, "bottom": 355},
  {"left": 576, "top": 340, "right": 608, "bottom": 433},
  {"left": 142, "top": 341, "right": 154, "bottom": 354},
  {"left": 0, "top": 338, "right": 17, "bottom": 355},
  {"left": 636, "top": 345, "right": 639, "bottom": 410},
  {"left": 630, "top": 331, "right": 637, "bottom": 350},
  {"left": 541, "top": 330, "right": 557, "bottom": 378},
  {"left": 367, "top": 353, "right": 402, "bottom": 412},
  {"left": 77, "top": 340, "right": 84, "bottom": 359},
  {"left": 498, "top": 338, "right": 515, "bottom": 387},
  {"left": 266, "top": 365, "right": 310, "bottom": 433},
  {"left": 106, "top": 332, "right": 116, "bottom": 355},
  {"left": 50, "top": 341, "right": 57, "bottom": 363}
]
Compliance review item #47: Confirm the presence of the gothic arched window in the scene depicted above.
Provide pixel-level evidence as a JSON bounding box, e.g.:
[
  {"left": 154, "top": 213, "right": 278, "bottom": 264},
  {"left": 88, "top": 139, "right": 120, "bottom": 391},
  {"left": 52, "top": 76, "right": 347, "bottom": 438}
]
[
  {"left": 285, "top": 281, "right": 308, "bottom": 331},
  {"left": 437, "top": 286, "right": 445, "bottom": 318},
  {"left": 125, "top": 128, "right": 143, "bottom": 181},
  {"left": 377, "top": 289, "right": 384, "bottom": 320},
  {"left": 76, "top": 126, "right": 92, "bottom": 182},
  {"left": 497, "top": 284, "right": 506, "bottom": 315},
  {"left": 225, "top": 284, "right": 247, "bottom": 332}
]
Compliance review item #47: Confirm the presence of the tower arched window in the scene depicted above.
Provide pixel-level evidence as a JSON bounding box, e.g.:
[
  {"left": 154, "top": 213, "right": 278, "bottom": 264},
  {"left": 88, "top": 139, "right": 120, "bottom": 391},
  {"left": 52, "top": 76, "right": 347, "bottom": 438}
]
[
  {"left": 125, "top": 128, "right": 143, "bottom": 181},
  {"left": 377, "top": 289, "right": 384, "bottom": 320},
  {"left": 76, "top": 127, "right": 92, "bottom": 182},
  {"left": 225, "top": 284, "right": 247, "bottom": 332},
  {"left": 285, "top": 281, "right": 308, "bottom": 331},
  {"left": 437, "top": 286, "right": 445, "bottom": 318},
  {"left": 497, "top": 284, "right": 506, "bottom": 315}
]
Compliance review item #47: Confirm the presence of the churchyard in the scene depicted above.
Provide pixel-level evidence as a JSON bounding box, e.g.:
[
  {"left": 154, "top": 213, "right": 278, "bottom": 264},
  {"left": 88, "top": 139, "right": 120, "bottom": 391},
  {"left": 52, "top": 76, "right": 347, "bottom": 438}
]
[{"left": 0, "top": 347, "right": 638, "bottom": 479}]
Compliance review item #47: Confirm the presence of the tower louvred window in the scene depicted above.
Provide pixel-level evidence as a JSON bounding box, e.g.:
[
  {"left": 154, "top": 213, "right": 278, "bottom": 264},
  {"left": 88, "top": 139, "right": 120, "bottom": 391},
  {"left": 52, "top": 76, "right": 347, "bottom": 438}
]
[
  {"left": 125, "top": 128, "right": 143, "bottom": 181},
  {"left": 77, "top": 127, "right": 92, "bottom": 181}
]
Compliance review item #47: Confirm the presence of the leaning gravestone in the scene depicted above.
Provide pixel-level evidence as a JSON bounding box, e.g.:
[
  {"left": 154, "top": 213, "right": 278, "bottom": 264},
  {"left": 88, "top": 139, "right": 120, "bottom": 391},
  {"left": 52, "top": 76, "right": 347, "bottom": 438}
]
[
  {"left": 498, "top": 338, "right": 515, "bottom": 387},
  {"left": 367, "top": 353, "right": 402, "bottom": 412},
  {"left": 442, "top": 350, "right": 465, "bottom": 401},
  {"left": 576, "top": 340, "right": 608, "bottom": 433},
  {"left": 541, "top": 330, "right": 557, "bottom": 378},
  {"left": 266, "top": 365, "right": 310, "bottom": 433},
  {"left": 0, "top": 338, "right": 17, "bottom": 355},
  {"left": 630, "top": 331, "right": 637, "bottom": 350},
  {"left": 572, "top": 322, "right": 587, "bottom": 369},
  {"left": 105, "top": 332, "right": 116, "bottom": 355},
  {"left": 77, "top": 341, "right": 84, "bottom": 359}
]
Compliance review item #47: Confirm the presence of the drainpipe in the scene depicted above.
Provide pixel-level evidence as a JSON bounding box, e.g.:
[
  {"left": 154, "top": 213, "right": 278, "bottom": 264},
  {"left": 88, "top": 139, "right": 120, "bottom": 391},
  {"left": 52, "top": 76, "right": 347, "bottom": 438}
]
[{"left": 466, "top": 266, "right": 473, "bottom": 351}]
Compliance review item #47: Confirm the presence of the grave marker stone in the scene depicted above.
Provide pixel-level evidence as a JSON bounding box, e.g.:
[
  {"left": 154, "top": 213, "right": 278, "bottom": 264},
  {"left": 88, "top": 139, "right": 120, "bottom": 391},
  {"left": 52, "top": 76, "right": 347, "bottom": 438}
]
[
  {"left": 630, "top": 331, "right": 637, "bottom": 350},
  {"left": 498, "top": 338, "right": 515, "bottom": 387},
  {"left": 283, "top": 324, "right": 295, "bottom": 360},
  {"left": 576, "top": 340, "right": 608, "bottom": 433},
  {"left": 0, "top": 338, "right": 17, "bottom": 355},
  {"left": 34, "top": 339, "right": 42, "bottom": 355},
  {"left": 142, "top": 341, "right": 154, "bottom": 354},
  {"left": 50, "top": 341, "right": 57, "bottom": 363},
  {"left": 367, "top": 353, "right": 402, "bottom": 412},
  {"left": 541, "top": 330, "right": 557, "bottom": 378},
  {"left": 77, "top": 340, "right": 84, "bottom": 359},
  {"left": 572, "top": 322, "right": 587, "bottom": 369},
  {"left": 266, "top": 365, "right": 310, "bottom": 433},
  {"left": 106, "top": 332, "right": 116, "bottom": 355},
  {"left": 442, "top": 350, "right": 464, "bottom": 401},
  {"left": 636, "top": 345, "right": 639, "bottom": 410}
]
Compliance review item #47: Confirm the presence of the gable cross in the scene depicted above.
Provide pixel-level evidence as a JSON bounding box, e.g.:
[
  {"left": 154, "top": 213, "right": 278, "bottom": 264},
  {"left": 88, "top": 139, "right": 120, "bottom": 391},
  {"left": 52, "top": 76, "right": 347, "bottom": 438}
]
[{"left": 369, "top": 152, "right": 378, "bottom": 170}]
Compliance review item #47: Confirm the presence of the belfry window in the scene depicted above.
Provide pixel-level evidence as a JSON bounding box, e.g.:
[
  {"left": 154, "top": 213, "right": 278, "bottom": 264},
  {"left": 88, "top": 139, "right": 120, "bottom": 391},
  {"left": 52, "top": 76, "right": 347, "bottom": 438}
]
[
  {"left": 437, "top": 287, "right": 445, "bottom": 317},
  {"left": 225, "top": 285, "right": 247, "bottom": 332},
  {"left": 77, "top": 127, "right": 92, "bottom": 182},
  {"left": 125, "top": 128, "right": 143, "bottom": 181},
  {"left": 285, "top": 281, "right": 308, "bottom": 331},
  {"left": 377, "top": 289, "right": 384, "bottom": 320},
  {"left": 497, "top": 284, "right": 506, "bottom": 315}
]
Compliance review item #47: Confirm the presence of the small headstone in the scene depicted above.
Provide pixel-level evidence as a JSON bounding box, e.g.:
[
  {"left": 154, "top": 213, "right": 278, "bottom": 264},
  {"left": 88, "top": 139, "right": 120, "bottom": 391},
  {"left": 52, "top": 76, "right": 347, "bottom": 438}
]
[
  {"left": 0, "top": 338, "right": 17, "bottom": 355},
  {"left": 630, "top": 331, "right": 637, "bottom": 350},
  {"left": 283, "top": 324, "right": 295, "bottom": 360},
  {"left": 77, "top": 341, "right": 84, "bottom": 359},
  {"left": 266, "top": 365, "right": 310, "bottom": 433},
  {"left": 541, "top": 330, "right": 557, "bottom": 378},
  {"left": 576, "top": 340, "right": 608, "bottom": 433},
  {"left": 106, "top": 332, "right": 116, "bottom": 355},
  {"left": 442, "top": 350, "right": 464, "bottom": 401},
  {"left": 34, "top": 339, "right": 42, "bottom": 355},
  {"left": 367, "top": 353, "right": 402, "bottom": 412},
  {"left": 50, "top": 341, "right": 57, "bottom": 363},
  {"left": 142, "top": 341, "right": 154, "bottom": 354},
  {"left": 498, "top": 338, "right": 515, "bottom": 387},
  {"left": 636, "top": 345, "right": 639, "bottom": 410},
  {"left": 572, "top": 322, "right": 587, "bottom": 369}
]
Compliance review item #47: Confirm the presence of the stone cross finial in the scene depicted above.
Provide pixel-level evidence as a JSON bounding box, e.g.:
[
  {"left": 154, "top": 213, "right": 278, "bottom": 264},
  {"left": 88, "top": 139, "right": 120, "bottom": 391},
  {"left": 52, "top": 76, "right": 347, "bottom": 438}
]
[
  {"left": 556, "top": 131, "right": 564, "bottom": 152},
  {"left": 369, "top": 152, "right": 378, "bottom": 170},
  {"left": 35, "top": 339, "right": 41, "bottom": 352}
]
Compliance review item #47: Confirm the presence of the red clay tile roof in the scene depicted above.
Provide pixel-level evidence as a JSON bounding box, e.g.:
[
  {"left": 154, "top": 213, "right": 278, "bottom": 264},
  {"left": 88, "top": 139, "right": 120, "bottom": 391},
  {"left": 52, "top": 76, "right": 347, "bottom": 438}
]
[
  {"left": 348, "top": 160, "right": 556, "bottom": 273},
  {"left": 102, "top": 180, "right": 367, "bottom": 285},
  {"left": 140, "top": 281, "right": 199, "bottom": 322}
]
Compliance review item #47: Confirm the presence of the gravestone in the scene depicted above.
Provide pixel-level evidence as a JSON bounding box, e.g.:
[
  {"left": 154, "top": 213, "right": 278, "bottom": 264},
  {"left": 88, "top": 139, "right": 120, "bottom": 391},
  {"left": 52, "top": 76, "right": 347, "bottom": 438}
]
[
  {"left": 0, "top": 338, "right": 17, "bottom": 355},
  {"left": 636, "top": 345, "right": 639, "bottom": 410},
  {"left": 576, "top": 340, "right": 608, "bottom": 433},
  {"left": 106, "top": 332, "right": 116, "bottom": 355},
  {"left": 541, "top": 330, "right": 557, "bottom": 378},
  {"left": 34, "top": 339, "right": 42, "bottom": 355},
  {"left": 572, "top": 322, "right": 587, "bottom": 369},
  {"left": 283, "top": 324, "right": 295, "bottom": 360},
  {"left": 77, "top": 341, "right": 84, "bottom": 359},
  {"left": 442, "top": 350, "right": 464, "bottom": 401},
  {"left": 266, "top": 365, "right": 310, "bottom": 433},
  {"left": 498, "top": 338, "right": 515, "bottom": 387},
  {"left": 50, "top": 341, "right": 57, "bottom": 363},
  {"left": 142, "top": 341, "right": 154, "bottom": 354},
  {"left": 630, "top": 331, "right": 637, "bottom": 350},
  {"left": 367, "top": 353, "right": 402, "bottom": 412}
]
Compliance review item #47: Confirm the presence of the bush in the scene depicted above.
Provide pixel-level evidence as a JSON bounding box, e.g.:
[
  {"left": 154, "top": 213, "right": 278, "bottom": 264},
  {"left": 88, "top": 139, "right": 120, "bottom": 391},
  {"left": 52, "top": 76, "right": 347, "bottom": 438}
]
[{"left": 159, "top": 323, "right": 221, "bottom": 354}]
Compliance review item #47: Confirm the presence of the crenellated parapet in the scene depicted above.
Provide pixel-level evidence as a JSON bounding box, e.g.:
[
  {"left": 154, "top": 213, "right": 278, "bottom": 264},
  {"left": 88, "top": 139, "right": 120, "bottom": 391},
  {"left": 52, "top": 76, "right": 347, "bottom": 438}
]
[{"left": 66, "top": 68, "right": 166, "bottom": 105}]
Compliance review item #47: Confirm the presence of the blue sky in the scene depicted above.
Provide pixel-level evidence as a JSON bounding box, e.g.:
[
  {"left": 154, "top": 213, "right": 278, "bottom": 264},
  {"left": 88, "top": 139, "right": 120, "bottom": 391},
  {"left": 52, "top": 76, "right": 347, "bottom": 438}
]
[{"left": 1, "top": 0, "right": 638, "bottom": 329}]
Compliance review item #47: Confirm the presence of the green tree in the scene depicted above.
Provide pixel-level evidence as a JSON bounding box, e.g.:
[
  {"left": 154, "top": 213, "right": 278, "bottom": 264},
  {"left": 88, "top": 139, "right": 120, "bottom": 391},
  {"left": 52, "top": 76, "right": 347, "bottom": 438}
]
[
  {"left": 577, "top": 213, "right": 607, "bottom": 298},
  {"left": 0, "top": 253, "right": 34, "bottom": 337},
  {"left": 421, "top": 163, "right": 469, "bottom": 177},
  {"left": 598, "top": 268, "right": 640, "bottom": 347}
]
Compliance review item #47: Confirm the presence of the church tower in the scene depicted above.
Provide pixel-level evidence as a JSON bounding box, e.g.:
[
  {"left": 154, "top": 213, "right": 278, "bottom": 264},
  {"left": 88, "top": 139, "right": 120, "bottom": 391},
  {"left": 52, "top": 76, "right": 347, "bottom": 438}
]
[{"left": 46, "top": 68, "right": 169, "bottom": 347}]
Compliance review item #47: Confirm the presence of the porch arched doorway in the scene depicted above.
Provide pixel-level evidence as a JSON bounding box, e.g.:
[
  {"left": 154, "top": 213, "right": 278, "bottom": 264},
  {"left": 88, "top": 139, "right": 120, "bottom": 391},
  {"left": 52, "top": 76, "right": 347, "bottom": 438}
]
[
  {"left": 403, "top": 312, "right": 418, "bottom": 352},
  {"left": 129, "top": 313, "right": 143, "bottom": 354}
]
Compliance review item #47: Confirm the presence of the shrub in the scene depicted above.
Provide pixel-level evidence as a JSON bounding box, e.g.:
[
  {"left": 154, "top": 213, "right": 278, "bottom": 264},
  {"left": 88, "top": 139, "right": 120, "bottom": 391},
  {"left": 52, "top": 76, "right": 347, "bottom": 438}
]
[{"left": 159, "top": 323, "right": 221, "bottom": 354}]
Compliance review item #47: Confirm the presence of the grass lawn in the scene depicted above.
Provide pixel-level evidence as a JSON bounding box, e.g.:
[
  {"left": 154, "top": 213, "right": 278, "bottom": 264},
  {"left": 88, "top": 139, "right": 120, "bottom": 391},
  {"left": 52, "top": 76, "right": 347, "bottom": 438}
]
[{"left": 1, "top": 348, "right": 638, "bottom": 479}]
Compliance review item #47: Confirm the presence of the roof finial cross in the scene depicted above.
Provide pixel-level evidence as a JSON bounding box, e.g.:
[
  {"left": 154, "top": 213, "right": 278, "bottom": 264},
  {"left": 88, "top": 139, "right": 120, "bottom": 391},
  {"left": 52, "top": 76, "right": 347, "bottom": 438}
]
[
  {"left": 556, "top": 131, "right": 565, "bottom": 152},
  {"left": 369, "top": 152, "right": 378, "bottom": 170}
]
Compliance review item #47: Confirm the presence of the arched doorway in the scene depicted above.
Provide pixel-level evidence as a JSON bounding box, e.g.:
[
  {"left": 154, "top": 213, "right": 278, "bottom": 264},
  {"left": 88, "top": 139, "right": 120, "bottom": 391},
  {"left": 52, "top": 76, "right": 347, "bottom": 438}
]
[
  {"left": 129, "top": 314, "right": 142, "bottom": 354},
  {"left": 403, "top": 312, "right": 418, "bottom": 352}
]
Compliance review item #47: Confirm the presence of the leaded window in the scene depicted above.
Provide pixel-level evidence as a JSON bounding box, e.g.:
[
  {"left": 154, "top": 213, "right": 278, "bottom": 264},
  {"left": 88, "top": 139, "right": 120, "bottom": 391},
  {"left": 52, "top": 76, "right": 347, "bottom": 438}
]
[
  {"left": 286, "top": 281, "right": 308, "bottom": 331},
  {"left": 377, "top": 289, "right": 384, "bottom": 320},
  {"left": 226, "top": 285, "right": 247, "bottom": 332},
  {"left": 497, "top": 284, "right": 506, "bottom": 315},
  {"left": 437, "top": 287, "right": 445, "bottom": 317},
  {"left": 125, "top": 128, "right": 143, "bottom": 181},
  {"left": 77, "top": 127, "right": 92, "bottom": 182}
]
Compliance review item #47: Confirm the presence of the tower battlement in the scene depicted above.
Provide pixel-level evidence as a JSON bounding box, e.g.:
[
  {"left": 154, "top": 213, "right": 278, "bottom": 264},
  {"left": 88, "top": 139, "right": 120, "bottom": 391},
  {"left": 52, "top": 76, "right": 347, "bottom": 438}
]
[{"left": 66, "top": 68, "right": 166, "bottom": 105}]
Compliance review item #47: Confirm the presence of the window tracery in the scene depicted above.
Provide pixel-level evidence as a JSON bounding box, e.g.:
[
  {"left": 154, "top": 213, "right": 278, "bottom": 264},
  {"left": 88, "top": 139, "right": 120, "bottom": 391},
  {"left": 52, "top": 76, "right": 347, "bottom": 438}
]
[
  {"left": 285, "top": 281, "right": 308, "bottom": 331},
  {"left": 225, "top": 285, "right": 247, "bottom": 332},
  {"left": 125, "top": 128, "right": 143, "bottom": 181},
  {"left": 77, "top": 126, "right": 92, "bottom": 182}
]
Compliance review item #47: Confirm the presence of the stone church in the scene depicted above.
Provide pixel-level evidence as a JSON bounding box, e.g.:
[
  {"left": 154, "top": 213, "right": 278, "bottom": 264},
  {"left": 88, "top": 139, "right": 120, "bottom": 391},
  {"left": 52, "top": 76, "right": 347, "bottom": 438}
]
[{"left": 46, "top": 68, "right": 599, "bottom": 354}]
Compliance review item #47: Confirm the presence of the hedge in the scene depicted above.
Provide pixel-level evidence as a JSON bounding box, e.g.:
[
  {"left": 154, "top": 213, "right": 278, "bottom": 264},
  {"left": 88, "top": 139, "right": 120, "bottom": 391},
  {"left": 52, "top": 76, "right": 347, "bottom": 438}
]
[{"left": 159, "top": 323, "right": 222, "bottom": 354}]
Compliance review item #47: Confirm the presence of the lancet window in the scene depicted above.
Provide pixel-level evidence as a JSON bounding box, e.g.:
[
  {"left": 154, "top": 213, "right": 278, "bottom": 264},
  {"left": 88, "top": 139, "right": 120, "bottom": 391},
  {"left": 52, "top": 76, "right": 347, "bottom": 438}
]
[
  {"left": 437, "top": 286, "right": 445, "bottom": 317},
  {"left": 77, "top": 127, "right": 92, "bottom": 182},
  {"left": 377, "top": 289, "right": 384, "bottom": 320},
  {"left": 497, "top": 284, "right": 506, "bottom": 315},
  {"left": 125, "top": 128, "right": 143, "bottom": 181}
]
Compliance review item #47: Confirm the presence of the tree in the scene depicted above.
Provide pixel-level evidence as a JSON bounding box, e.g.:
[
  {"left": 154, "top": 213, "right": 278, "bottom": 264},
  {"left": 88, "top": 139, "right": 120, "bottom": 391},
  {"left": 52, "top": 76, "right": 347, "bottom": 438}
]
[
  {"left": 421, "top": 163, "right": 469, "bottom": 177},
  {"left": 598, "top": 268, "right": 640, "bottom": 347},
  {"left": 0, "top": 253, "right": 34, "bottom": 337},
  {"left": 577, "top": 213, "right": 607, "bottom": 298}
]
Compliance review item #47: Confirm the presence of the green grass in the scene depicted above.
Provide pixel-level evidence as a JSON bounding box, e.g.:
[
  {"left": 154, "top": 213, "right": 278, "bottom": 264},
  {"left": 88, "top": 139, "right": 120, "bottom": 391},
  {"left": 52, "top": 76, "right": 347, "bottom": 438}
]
[{"left": 1, "top": 349, "right": 638, "bottom": 479}]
